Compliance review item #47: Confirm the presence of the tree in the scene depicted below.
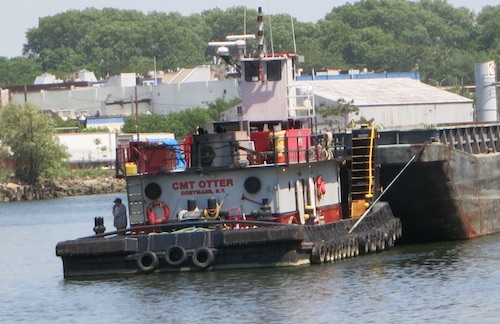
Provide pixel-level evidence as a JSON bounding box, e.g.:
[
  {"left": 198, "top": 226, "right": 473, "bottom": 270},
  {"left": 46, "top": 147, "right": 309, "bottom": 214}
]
[
  {"left": 0, "top": 56, "right": 42, "bottom": 87},
  {"left": 122, "top": 98, "right": 241, "bottom": 138},
  {"left": 8, "top": 3, "right": 500, "bottom": 89},
  {"left": 39, "top": 47, "right": 81, "bottom": 79},
  {"left": 0, "top": 103, "right": 70, "bottom": 184},
  {"left": 93, "top": 138, "right": 103, "bottom": 163},
  {"left": 316, "top": 99, "right": 360, "bottom": 129}
]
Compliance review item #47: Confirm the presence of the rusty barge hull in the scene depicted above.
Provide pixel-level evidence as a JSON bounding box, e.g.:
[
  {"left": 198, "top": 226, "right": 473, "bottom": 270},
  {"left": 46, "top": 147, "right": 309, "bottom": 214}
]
[{"left": 377, "top": 125, "right": 500, "bottom": 242}]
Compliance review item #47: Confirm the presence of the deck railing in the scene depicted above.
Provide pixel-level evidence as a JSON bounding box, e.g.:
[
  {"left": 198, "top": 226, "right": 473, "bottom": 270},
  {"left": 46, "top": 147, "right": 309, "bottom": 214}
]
[
  {"left": 115, "top": 131, "right": 349, "bottom": 177},
  {"left": 376, "top": 124, "right": 500, "bottom": 155},
  {"left": 287, "top": 84, "right": 315, "bottom": 119}
]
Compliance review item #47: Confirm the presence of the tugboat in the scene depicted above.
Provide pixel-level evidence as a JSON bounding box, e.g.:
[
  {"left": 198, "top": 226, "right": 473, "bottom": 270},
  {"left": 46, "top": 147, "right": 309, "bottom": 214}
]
[{"left": 56, "top": 7, "right": 402, "bottom": 278}]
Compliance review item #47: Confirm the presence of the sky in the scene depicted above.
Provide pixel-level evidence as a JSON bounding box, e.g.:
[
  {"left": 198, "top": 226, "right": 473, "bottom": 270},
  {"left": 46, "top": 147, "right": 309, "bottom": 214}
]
[{"left": 1, "top": 0, "right": 498, "bottom": 58}]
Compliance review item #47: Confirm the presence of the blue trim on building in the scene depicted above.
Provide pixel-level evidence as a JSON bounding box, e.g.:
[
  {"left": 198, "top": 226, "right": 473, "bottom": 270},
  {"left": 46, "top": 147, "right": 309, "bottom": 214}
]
[
  {"left": 296, "top": 72, "right": 420, "bottom": 81},
  {"left": 86, "top": 117, "right": 125, "bottom": 124}
]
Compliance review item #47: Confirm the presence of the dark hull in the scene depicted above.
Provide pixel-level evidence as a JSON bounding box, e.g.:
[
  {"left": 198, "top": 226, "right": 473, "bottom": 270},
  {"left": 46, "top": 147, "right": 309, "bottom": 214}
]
[
  {"left": 379, "top": 142, "right": 500, "bottom": 243},
  {"left": 56, "top": 202, "right": 400, "bottom": 279}
]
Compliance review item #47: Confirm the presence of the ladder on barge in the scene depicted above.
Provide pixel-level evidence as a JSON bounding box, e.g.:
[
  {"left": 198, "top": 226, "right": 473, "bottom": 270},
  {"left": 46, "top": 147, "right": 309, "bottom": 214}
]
[{"left": 350, "top": 123, "right": 377, "bottom": 217}]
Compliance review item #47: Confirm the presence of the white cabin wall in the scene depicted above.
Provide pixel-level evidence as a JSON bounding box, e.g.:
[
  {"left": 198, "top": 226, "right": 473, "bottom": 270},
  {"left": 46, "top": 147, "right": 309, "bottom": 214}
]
[
  {"left": 275, "top": 164, "right": 341, "bottom": 214},
  {"left": 239, "top": 80, "right": 289, "bottom": 120}
]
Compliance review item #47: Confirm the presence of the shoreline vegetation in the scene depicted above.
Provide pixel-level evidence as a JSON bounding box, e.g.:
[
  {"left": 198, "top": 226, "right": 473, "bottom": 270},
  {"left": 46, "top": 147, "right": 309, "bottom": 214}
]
[{"left": 0, "top": 170, "right": 126, "bottom": 203}]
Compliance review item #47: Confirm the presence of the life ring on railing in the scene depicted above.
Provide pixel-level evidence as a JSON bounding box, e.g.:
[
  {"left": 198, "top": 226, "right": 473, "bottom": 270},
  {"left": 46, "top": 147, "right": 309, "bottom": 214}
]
[
  {"left": 316, "top": 175, "right": 327, "bottom": 198},
  {"left": 147, "top": 200, "right": 170, "bottom": 224},
  {"left": 288, "top": 215, "right": 299, "bottom": 224}
]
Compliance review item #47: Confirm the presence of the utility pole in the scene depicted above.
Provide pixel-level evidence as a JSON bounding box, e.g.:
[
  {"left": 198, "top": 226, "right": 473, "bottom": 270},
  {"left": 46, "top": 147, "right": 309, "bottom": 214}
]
[{"left": 135, "top": 86, "right": 140, "bottom": 141}]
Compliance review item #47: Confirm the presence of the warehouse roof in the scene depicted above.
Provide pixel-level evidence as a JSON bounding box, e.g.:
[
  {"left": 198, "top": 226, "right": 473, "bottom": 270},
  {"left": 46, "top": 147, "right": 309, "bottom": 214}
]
[{"left": 300, "top": 78, "right": 472, "bottom": 106}]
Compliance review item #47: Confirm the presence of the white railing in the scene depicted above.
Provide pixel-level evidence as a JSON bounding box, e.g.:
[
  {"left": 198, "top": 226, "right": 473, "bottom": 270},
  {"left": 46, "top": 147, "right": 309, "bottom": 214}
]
[{"left": 287, "top": 84, "right": 315, "bottom": 119}]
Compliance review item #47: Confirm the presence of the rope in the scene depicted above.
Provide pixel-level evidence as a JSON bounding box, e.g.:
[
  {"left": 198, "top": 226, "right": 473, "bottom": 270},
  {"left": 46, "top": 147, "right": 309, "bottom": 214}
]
[{"left": 204, "top": 204, "right": 221, "bottom": 219}]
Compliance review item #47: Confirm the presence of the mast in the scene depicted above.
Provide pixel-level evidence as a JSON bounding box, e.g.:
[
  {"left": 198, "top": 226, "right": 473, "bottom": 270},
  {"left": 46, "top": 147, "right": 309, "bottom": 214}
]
[{"left": 257, "top": 7, "right": 265, "bottom": 82}]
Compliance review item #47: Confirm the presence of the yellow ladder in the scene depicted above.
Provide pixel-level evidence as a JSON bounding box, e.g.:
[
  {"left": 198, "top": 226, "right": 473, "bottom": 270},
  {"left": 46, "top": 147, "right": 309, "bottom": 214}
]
[{"left": 350, "top": 122, "right": 376, "bottom": 217}]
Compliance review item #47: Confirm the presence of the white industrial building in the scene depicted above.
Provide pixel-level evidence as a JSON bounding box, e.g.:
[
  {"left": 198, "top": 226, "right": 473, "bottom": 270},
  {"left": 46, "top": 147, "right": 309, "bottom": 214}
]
[
  {"left": 3, "top": 66, "right": 240, "bottom": 119},
  {"left": 57, "top": 132, "right": 175, "bottom": 164},
  {"left": 1, "top": 68, "right": 475, "bottom": 131},
  {"left": 306, "top": 78, "right": 474, "bottom": 130}
]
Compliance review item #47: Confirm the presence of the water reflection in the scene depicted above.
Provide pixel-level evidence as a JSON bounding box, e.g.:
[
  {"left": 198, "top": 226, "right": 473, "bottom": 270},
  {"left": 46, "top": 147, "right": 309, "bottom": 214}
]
[
  {"left": 0, "top": 194, "right": 499, "bottom": 323},
  {"left": 60, "top": 236, "right": 500, "bottom": 323}
]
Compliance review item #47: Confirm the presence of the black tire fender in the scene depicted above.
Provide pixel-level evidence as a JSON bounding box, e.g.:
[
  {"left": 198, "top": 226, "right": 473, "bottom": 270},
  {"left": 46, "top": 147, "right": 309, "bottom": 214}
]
[
  {"left": 192, "top": 247, "right": 215, "bottom": 269},
  {"left": 165, "top": 245, "right": 187, "bottom": 267},
  {"left": 137, "top": 251, "right": 159, "bottom": 273}
]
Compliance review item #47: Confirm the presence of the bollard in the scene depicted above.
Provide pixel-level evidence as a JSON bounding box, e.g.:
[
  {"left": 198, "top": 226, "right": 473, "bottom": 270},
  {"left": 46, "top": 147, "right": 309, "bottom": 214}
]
[{"left": 93, "top": 216, "right": 106, "bottom": 235}]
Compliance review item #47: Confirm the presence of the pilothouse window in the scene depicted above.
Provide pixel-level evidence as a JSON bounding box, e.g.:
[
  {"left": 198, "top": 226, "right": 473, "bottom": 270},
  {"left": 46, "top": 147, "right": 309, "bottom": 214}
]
[
  {"left": 244, "top": 60, "right": 282, "bottom": 81},
  {"left": 245, "top": 61, "right": 260, "bottom": 81},
  {"left": 267, "top": 60, "right": 282, "bottom": 81}
]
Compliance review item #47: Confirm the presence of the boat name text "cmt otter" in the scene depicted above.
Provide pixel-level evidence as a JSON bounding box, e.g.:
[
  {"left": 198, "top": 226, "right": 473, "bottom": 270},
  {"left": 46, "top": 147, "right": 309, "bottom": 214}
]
[{"left": 172, "top": 179, "right": 234, "bottom": 195}]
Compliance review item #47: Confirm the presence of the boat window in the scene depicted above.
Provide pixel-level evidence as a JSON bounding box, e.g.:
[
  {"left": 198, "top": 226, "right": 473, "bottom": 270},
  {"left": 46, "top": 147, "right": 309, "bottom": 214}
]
[
  {"left": 245, "top": 61, "right": 260, "bottom": 81},
  {"left": 267, "top": 60, "right": 281, "bottom": 81}
]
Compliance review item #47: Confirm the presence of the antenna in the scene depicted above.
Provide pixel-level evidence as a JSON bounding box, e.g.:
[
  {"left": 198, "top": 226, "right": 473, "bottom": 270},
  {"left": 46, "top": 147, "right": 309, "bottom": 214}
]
[
  {"left": 225, "top": 35, "right": 256, "bottom": 40},
  {"left": 267, "top": 2, "right": 274, "bottom": 54},
  {"left": 268, "top": 13, "right": 274, "bottom": 54},
  {"left": 208, "top": 41, "right": 237, "bottom": 47},
  {"left": 209, "top": 34, "right": 255, "bottom": 74},
  {"left": 291, "top": 16, "right": 297, "bottom": 54}
]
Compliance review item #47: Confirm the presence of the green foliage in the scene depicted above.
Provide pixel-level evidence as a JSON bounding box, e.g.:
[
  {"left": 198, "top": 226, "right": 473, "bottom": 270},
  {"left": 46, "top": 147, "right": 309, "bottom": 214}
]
[
  {"left": 53, "top": 116, "right": 84, "bottom": 130},
  {"left": 39, "top": 47, "right": 81, "bottom": 79},
  {"left": 0, "top": 2, "right": 496, "bottom": 88},
  {"left": 0, "top": 146, "right": 14, "bottom": 182},
  {"left": 475, "top": 6, "right": 500, "bottom": 66},
  {"left": 0, "top": 57, "right": 42, "bottom": 87},
  {"left": 318, "top": 0, "right": 484, "bottom": 84},
  {"left": 23, "top": 8, "right": 209, "bottom": 79},
  {"left": 53, "top": 117, "right": 110, "bottom": 133},
  {"left": 0, "top": 103, "right": 70, "bottom": 184},
  {"left": 81, "top": 126, "right": 111, "bottom": 133},
  {"left": 316, "top": 100, "right": 360, "bottom": 128},
  {"left": 122, "top": 98, "right": 241, "bottom": 139}
]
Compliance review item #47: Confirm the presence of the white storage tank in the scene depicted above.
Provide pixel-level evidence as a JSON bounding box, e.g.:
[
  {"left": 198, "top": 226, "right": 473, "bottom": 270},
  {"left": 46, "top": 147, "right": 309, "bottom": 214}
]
[{"left": 475, "top": 61, "right": 498, "bottom": 122}]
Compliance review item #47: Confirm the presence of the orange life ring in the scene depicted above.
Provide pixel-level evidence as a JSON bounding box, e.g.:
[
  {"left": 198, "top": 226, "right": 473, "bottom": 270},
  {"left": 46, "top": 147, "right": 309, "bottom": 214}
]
[
  {"left": 147, "top": 200, "right": 170, "bottom": 224},
  {"left": 316, "top": 175, "right": 327, "bottom": 197}
]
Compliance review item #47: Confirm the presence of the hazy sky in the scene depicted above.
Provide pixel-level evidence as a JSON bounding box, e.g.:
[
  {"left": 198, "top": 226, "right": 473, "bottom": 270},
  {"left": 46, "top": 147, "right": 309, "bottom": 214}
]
[{"left": 1, "top": 0, "right": 498, "bottom": 58}]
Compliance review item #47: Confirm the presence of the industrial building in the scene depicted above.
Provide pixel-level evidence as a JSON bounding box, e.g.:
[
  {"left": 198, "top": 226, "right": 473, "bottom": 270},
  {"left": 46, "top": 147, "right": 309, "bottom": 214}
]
[
  {"left": 305, "top": 78, "right": 473, "bottom": 130},
  {"left": 0, "top": 68, "right": 475, "bottom": 131}
]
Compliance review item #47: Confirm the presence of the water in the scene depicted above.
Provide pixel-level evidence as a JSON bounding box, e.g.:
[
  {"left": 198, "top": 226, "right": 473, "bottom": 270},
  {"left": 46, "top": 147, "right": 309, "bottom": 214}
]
[{"left": 1, "top": 194, "right": 499, "bottom": 323}]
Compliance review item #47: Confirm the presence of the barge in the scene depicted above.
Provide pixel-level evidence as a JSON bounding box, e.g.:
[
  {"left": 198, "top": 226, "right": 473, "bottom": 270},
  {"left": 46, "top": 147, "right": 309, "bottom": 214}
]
[
  {"left": 368, "top": 62, "right": 500, "bottom": 243},
  {"left": 376, "top": 124, "right": 500, "bottom": 242},
  {"left": 56, "top": 7, "right": 402, "bottom": 278}
]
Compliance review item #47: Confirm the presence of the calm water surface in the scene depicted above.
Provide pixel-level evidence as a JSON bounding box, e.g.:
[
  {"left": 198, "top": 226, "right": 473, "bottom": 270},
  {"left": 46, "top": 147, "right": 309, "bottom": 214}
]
[{"left": 0, "top": 194, "right": 499, "bottom": 323}]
